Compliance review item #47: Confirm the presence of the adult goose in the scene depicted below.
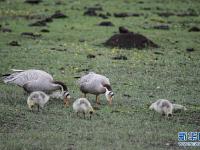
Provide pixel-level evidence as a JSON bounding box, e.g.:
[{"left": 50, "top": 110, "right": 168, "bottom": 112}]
[
  {"left": 3, "top": 69, "right": 70, "bottom": 106},
  {"left": 78, "top": 72, "right": 114, "bottom": 105}
]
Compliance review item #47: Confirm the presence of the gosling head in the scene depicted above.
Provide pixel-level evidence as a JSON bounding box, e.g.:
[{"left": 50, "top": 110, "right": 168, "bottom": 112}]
[{"left": 105, "top": 88, "right": 114, "bottom": 105}]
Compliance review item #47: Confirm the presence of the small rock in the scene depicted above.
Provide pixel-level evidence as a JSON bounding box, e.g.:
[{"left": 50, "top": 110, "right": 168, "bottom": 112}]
[
  {"left": 79, "top": 39, "right": 85, "bottom": 42},
  {"left": 154, "top": 51, "right": 164, "bottom": 55},
  {"left": 8, "top": 41, "right": 21, "bottom": 46},
  {"left": 153, "top": 25, "right": 169, "bottom": 30},
  {"left": 186, "top": 48, "right": 195, "bottom": 52},
  {"left": 21, "top": 32, "right": 41, "bottom": 38},
  {"left": 98, "top": 21, "right": 114, "bottom": 26},
  {"left": 123, "top": 94, "right": 131, "bottom": 97},
  {"left": 51, "top": 11, "right": 67, "bottom": 19},
  {"left": 87, "top": 54, "right": 96, "bottom": 59},
  {"left": 29, "top": 20, "right": 46, "bottom": 26},
  {"left": 112, "top": 55, "right": 128, "bottom": 60},
  {"left": 1, "top": 28, "right": 12, "bottom": 32},
  {"left": 98, "top": 13, "right": 108, "bottom": 19},
  {"left": 40, "top": 29, "right": 50, "bottom": 32},
  {"left": 188, "top": 27, "right": 200, "bottom": 32},
  {"left": 119, "top": 26, "right": 129, "bottom": 33},
  {"left": 25, "top": 0, "right": 42, "bottom": 4}
]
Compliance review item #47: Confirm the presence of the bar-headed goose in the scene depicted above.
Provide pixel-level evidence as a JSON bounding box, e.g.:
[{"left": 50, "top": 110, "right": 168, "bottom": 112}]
[
  {"left": 78, "top": 72, "right": 114, "bottom": 105},
  {"left": 3, "top": 69, "right": 70, "bottom": 106}
]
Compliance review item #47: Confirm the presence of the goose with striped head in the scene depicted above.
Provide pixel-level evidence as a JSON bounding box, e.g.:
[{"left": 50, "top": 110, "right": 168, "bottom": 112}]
[
  {"left": 78, "top": 72, "right": 114, "bottom": 105},
  {"left": 3, "top": 69, "right": 70, "bottom": 106}
]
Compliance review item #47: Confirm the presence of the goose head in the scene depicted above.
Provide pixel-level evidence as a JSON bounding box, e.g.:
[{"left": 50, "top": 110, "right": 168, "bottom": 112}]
[
  {"left": 53, "top": 81, "right": 71, "bottom": 107},
  {"left": 105, "top": 88, "right": 114, "bottom": 105}
]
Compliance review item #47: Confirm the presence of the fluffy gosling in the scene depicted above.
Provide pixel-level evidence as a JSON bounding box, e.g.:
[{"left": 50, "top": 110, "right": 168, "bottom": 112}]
[
  {"left": 73, "top": 98, "right": 94, "bottom": 119},
  {"left": 149, "top": 99, "right": 187, "bottom": 117},
  {"left": 27, "top": 91, "right": 50, "bottom": 112}
]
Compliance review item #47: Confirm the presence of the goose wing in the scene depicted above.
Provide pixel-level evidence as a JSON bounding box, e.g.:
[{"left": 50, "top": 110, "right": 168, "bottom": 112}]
[
  {"left": 3, "top": 69, "right": 53, "bottom": 87},
  {"left": 79, "top": 72, "right": 110, "bottom": 85}
]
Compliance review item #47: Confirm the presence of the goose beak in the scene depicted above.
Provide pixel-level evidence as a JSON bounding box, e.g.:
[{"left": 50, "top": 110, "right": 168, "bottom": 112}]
[
  {"left": 64, "top": 95, "right": 70, "bottom": 107},
  {"left": 108, "top": 97, "right": 112, "bottom": 106}
]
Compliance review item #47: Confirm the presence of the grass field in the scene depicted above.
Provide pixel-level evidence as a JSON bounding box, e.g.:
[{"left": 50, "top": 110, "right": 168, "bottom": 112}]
[{"left": 0, "top": 0, "right": 200, "bottom": 149}]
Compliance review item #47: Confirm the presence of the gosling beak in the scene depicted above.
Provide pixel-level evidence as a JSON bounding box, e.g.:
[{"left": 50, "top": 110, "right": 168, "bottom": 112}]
[{"left": 64, "top": 96, "right": 70, "bottom": 107}]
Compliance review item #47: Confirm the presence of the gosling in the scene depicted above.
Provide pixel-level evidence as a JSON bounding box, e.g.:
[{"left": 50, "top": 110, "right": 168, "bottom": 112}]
[
  {"left": 149, "top": 99, "right": 187, "bottom": 117},
  {"left": 27, "top": 91, "right": 50, "bottom": 112},
  {"left": 73, "top": 98, "right": 94, "bottom": 119}
]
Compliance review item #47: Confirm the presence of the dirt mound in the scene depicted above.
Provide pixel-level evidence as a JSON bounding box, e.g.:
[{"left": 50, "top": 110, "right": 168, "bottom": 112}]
[
  {"left": 188, "top": 27, "right": 200, "bottom": 32},
  {"left": 104, "top": 28, "right": 158, "bottom": 49}
]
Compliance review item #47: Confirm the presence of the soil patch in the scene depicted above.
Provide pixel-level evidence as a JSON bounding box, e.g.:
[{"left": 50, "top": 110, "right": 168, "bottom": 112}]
[
  {"left": 186, "top": 48, "right": 195, "bottom": 52},
  {"left": 153, "top": 25, "right": 169, "bottom": 30},
  {"left": 104, "top": 27, "right": 158, "bottom": 49},
  {"left": 188, "top": 26, "right": 200, "bottom": 32},
  {"left": 25, "top": 0, "right": 42, "bottom": 4},
  {"left": 40, "top": 29, "right": 49, "bottom": 32},
  {"left": 29, "top": 11, "right": 66, "bottom": 27},
  {"left": 0, "top": 27, "right": 12, "bottom": 32},
  {"left": 98, "top": 21, "right": 114, "bottom": 26},
  {"left": 8, "top": 41, "right": 21, "bottom": 46},
  {"left": 157, "top": 12, "right": 175, "bottom": 17},
  {"left": 83, "top": 6, "right": 103, "bottom": 16},
  {"left": 83, "top": 6, "right": 110, "bottom": 19},
  {"left": 51, "top": 11, "right": 67, "bottom": 19},
  {"left": 21, "top": 32, "right": 41, "bottom": 39},
  {"left": 98, "top": 13, "right": 108, "bottom": 19},
  {"left": 87, "top": 54, "right": 96, "bottom": 59},
  {"left": 112, "top": 55, "right": 128, "bottom": 60},
  {"left": 114, "top": 12, "right": 141, "bottom": 17}
]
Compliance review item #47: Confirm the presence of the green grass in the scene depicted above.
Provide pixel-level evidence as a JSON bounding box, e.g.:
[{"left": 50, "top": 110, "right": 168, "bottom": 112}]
[{"left": 0, "top": 0, "right": 200, "bottom": 149}]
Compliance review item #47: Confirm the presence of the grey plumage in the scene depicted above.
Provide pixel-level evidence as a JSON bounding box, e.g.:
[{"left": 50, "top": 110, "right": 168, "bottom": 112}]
[
  {"left": 78, "top": 72, "right": 111, "bottom": 95},
  {"left": 3, "top": 69, "right": 68, "bottom": 94}
]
